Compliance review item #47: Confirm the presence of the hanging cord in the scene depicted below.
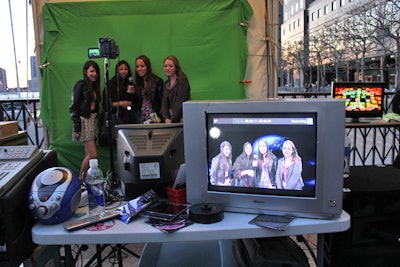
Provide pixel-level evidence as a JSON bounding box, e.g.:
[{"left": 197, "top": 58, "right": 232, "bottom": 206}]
[
  {"left": 8, "top": 0, "right": 21, "bottom": 94},
  {"left": 25, "top": 0, "right": 29, "bottom": 101}
]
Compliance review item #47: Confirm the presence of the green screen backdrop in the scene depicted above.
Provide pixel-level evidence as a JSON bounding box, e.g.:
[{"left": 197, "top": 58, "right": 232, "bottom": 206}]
[{"left": 39, "top": 0, "right": 253, "bottom": 174}]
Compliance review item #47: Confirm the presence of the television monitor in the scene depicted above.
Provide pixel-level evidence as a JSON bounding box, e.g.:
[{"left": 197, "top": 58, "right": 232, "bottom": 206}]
[
  {"left": 116, "top": 123, "right": 184, "bottom": 199},
  {"left": 183, "top": 99, "right": 345, "bottom": 219},
  {"left": 332, "top": 82, "right": 384, "bottom": 122}
]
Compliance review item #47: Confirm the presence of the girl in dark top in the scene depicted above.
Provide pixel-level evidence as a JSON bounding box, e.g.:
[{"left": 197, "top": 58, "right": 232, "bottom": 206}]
[
  {"left": 210, "top": 141, "right": 233, "bottom": 186},
  {"left": 69, "top": 60, "right": 101, "bottom": 179},
  {"left": 133, "top": 55, "right": 163, "bottom": 123},
  {"left": 161, "top": 55, "right": 191, "bottom": 123},
  {"left": 102, "top": 60, "right": 136, "bottom": 124},
  {"left": 233, "top": 142, "right": 256, "bottom": 187}
]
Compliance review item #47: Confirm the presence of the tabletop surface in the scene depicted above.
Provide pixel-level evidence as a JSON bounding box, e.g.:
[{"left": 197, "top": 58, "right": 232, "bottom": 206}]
[{"left": 32, "top": 209, "right": 350, "bottom": 245}]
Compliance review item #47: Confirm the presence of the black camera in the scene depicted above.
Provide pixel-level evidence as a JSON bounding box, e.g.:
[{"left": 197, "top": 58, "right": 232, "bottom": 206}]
[{"left": 98, "top": 37, "right": 120, "bottom": 59}]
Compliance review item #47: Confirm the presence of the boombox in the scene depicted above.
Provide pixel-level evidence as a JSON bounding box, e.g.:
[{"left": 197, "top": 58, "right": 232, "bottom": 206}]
[{"left": 28, "top": 167, "right": 81, "bottom": 224}]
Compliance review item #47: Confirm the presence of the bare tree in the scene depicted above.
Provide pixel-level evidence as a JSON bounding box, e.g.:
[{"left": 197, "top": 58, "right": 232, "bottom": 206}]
[
  {"left": 324, "top": 21, "right": 347, "bottom": 82},
  {"left": 281, "top": 40, "right": 309, "bottom": 89},
  {"left": 341, "top": 9, "right": 377, "bottom": 82},
  {"left": 281, "top": 42, "right": 296, "bottom": 87},
  {"left": 309, "top": 28, "right": 330, "bottom": 89},
  {"left": 357, "top": 0, "right": 400, "bottom": 90}
]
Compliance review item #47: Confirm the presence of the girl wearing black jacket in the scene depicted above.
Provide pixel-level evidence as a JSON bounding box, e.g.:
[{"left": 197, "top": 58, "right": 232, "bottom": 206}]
[
  {"left": 133, "top": 55, "right": 163, "bottom": 123},
  {"left": 69, "top": 60, "right": 101, "bottom": 179}
]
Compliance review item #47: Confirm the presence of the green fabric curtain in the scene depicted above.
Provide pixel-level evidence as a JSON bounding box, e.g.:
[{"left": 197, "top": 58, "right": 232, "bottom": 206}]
[{"left": 39, "top": 0, "right": 253, "bottom": 173}]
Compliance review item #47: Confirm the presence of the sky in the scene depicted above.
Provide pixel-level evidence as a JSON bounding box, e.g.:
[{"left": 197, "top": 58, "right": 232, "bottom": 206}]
[{"left": 0, "top": 0, "right": 35, "bottom": 89}]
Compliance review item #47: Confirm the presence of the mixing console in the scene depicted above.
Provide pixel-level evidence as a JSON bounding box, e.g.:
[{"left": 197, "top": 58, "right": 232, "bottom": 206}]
[
  {"left": 0, "top": 145, "right": 43, "bottom": 195},
  {"left": 0, "top": 145, "right": 39, "bottom": 160}
]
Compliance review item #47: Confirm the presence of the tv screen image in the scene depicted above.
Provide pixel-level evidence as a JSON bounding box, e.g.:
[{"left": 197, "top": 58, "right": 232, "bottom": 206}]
[
  {"left": 183, "top": 99, "right": 345, "bottom": 219},
  {"left": 332, "top": 82, "right": 384, "bottom": 122},
  {"left": 206, "top": 113, "right": 316, "bottom": 197}
]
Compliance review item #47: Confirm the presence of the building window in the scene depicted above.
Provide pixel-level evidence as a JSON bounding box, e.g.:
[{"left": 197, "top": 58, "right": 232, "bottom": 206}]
[
  {"left": 332, "top": 0, "right": 337, "bottom": 10},
  {"left": 324, "top": 5, "right": 329, "bottom": 15},
  {"left": 312, "top": 11, "right": 316, "bottom": 21},
  {"left": 318, "top": 8, "right": 322, "bottom": 18}
]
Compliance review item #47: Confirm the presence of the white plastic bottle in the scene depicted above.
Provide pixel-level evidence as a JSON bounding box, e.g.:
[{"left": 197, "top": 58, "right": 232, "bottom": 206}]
[
  {"left": 85, "top": 159, "right": 105, "bottom": 215},
  {"left": 344, "top": 134, "right": 351, "bottom": 178}
]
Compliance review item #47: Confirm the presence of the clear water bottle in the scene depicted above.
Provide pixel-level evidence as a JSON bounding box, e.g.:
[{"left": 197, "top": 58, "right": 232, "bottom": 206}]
[
  {"left": 344, "top": 134, "right": 351, "bottom": 178},
  {"left": 85, "top": 159, "right": 105, "bottom": 215}
]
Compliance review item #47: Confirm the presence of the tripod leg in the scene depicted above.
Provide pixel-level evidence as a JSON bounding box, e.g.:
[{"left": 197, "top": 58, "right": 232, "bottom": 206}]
[
  {"left": 117, "top": 244, "right": 123, "bottom": 267},
  {"left": 115, "top": 244, "right": 141, "bottom": 267},
  {"left": 119, "top": 244, "right": 141, "bottom": 258},
  {"left": 64, "top": 245, "right": 74, "bottom": 266},
  {"left": 83, "top": 244, "right": 108, "bottom": 267}
]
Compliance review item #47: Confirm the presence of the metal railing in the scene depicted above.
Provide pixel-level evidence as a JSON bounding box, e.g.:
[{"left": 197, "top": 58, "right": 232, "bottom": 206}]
[
  {"left": 346, "top": 121, "right": 400, "bottom": 166},
  {"left": 0, "top": 98, "right": 45, "bottom": 148},
  {"left": 278, "top": 91, "right": 396, "bottom": 114},
  {"left": 1, "top": 96, "right": 399, "bottom": 166}
]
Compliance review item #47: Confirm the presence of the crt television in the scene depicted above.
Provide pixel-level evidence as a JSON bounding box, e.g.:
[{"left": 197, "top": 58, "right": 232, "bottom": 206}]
[
  {"left": 116, "top": 123, "right": 184, "bottom": 199},
  {"left": 332, "top": 82, "right": 384, "bottom": 122},
  {"left": 183, "top": 99, "right": 345, "bottom": 219}
]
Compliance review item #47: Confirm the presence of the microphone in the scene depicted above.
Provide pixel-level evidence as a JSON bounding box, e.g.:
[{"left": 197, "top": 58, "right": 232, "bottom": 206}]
[
  {"left": 127, "top": 77, "right": 135, "bottom": 94},
  {"left": 128, "top": 77, "right": 134, "bottom": 86},
  {"left": 252, "top": 154, "right": 258, "bottom": 169}
]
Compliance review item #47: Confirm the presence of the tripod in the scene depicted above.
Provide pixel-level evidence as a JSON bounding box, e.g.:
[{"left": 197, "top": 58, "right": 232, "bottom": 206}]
[
  {"left": 103, "top": 57, "right": 119, "bottom": 189},
  {"left": 83, "top": 244, "right": 140, "bottom": 266},
  {"left": 63, "top": 244, "right": 140, "bottom": 266},
  {"left": 99, "top": 59, "right": 140, "bottom": 265}
]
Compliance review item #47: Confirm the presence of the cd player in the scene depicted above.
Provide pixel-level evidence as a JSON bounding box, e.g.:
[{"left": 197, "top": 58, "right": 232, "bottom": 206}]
[{"left": 29, "top": 167, "right": 81, "bottom": 224}]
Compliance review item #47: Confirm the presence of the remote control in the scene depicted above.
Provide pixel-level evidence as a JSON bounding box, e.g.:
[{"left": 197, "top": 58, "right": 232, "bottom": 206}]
[
  {"left": 63, "top": 210, "right": 120, "bottom": 231},
  {"left": 118, "top": 189, "right": 159, "bottom": 223}
]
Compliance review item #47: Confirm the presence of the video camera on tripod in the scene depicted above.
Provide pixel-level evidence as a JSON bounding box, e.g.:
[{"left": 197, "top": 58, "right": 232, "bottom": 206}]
[
  {"left": 87, "top": 37, "right": 121, "bottom": 188},
  {"left": 88, "top": 37, "right": 119, "bottom": 59}
]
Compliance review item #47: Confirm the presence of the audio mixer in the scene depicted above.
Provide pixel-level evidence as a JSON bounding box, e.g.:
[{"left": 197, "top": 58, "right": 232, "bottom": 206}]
[{"left": 0, "top": 145, "right": 43, "bottom": 196}]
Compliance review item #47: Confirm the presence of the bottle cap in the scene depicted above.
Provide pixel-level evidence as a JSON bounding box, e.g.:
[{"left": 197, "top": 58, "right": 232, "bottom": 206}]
[{"left": 89, "top": 159, "right": 98, "bottom": 168}]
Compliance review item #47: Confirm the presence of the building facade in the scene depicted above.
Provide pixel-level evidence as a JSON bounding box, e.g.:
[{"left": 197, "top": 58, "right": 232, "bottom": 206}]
[
  {"left": 0, "top": 68, "right": 7, "bottom": 91},
  {"left": 281, "top": 0, "right": 396, "bottom": 90},
  {"left": 29, "top": 56, "right": 39, "bottom": 91}
]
